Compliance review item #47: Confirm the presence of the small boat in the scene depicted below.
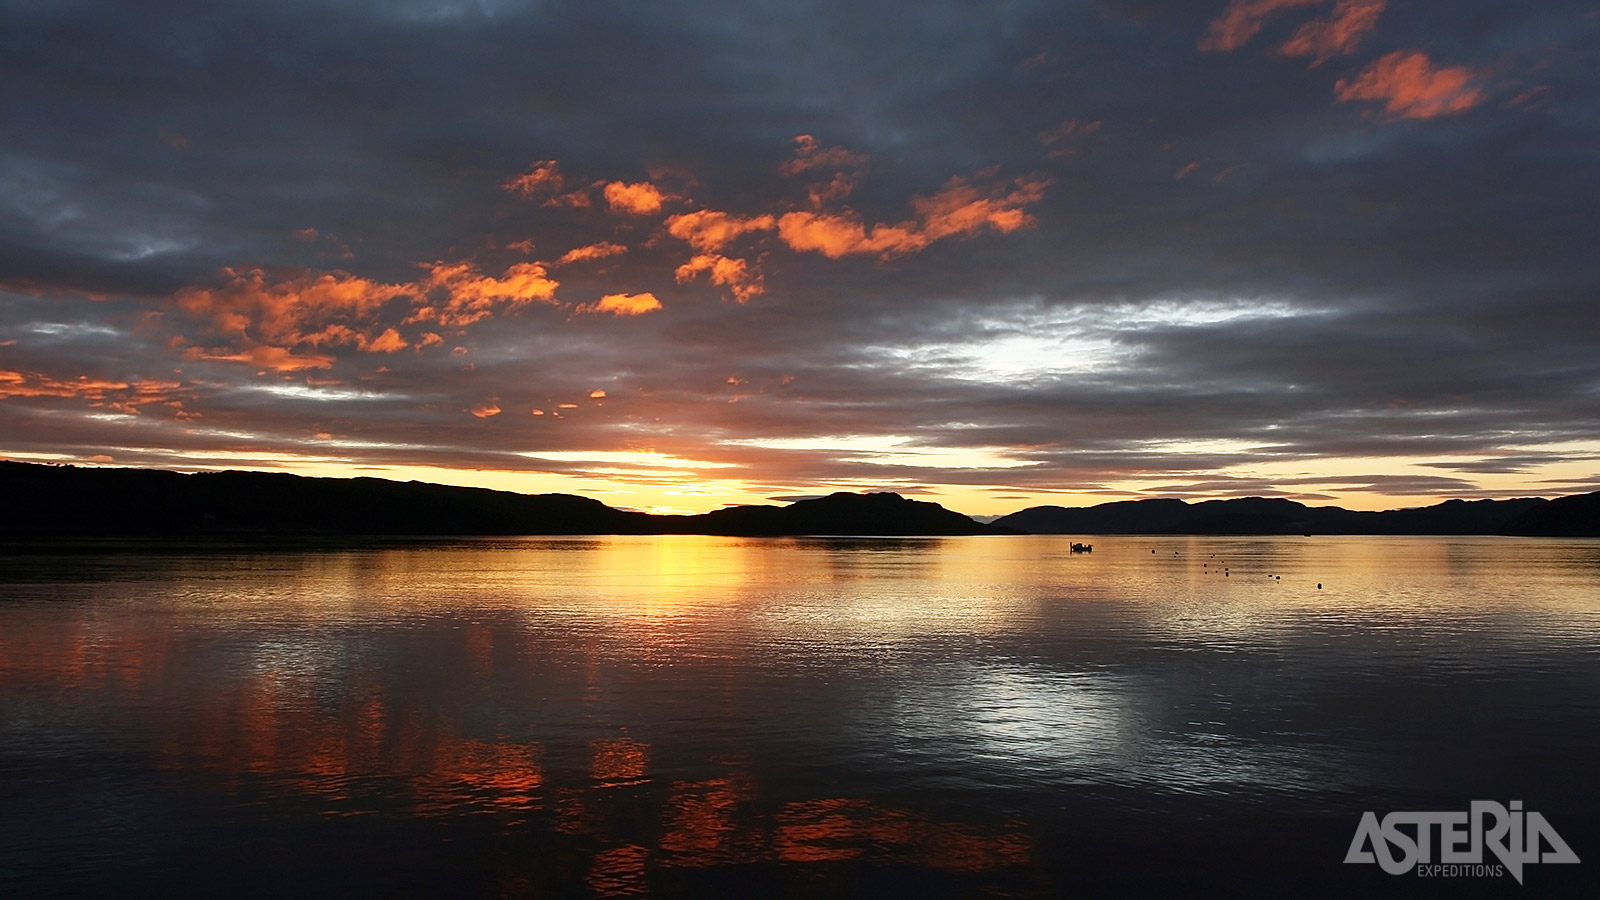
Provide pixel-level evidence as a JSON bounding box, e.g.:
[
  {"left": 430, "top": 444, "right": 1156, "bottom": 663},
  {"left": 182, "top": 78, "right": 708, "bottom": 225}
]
[{"left": 1070, "top": 542, "right": 1093, "bottom": 553}]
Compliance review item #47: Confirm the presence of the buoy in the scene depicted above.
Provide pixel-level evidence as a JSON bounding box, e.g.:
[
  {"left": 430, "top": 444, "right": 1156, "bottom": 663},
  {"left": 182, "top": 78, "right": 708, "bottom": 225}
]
[{"left": 1317, "top": 583, "right": 1322, "bottom": 589}]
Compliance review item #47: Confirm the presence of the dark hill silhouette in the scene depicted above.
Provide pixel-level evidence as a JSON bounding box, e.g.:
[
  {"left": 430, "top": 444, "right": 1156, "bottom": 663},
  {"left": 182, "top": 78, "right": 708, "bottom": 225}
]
[
  {"left": 672, "top": 491, "right": 1004, "bottom": 536},
  {"left": 0, "top": 462, "right": 1002, "bottom": 538},
  {"left": 1502, "top": 491, "right": 1600, "bottom": 537},
  {"left": 991, "top": 494, "right": 1579, "bottom": 536},
  {"left": 5, "top": 461, "right": 1597, "bottom": 538},
  {"left": 0, "top": 461, "right": 653, "bottom": 537}
]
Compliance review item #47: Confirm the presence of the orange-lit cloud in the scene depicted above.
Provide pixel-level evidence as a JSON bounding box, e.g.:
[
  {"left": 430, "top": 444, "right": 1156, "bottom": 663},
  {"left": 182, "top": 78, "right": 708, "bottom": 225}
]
[
  {"left": 777, "top": 176, "right": 1048, "bottom": 259},
  {"left": 546, "top": 189, "right": 594, "bottom": 208},
  {"left": 412, "top": 261, "right": 561, "bottom": 326},
  {"left": 1198, "top": 0, "right": 1325, "bottom": 53},
  {"left": 1335, "top": 50, "right": 1485, "bottom": 119},
  {"left": 556, "top": 242, "right": 629, "bottom": 266},
  {"left": 806, "top": 173, "right": 858, "bottom": 207},
  {"left": 502, "top": 160, "right": 565, "bottom": 197},
  {"left": 603, "top": 181, "right": 666, "bottom": 215},
  {"left": 470, "top": 402, "right": 501, "bottom": 418},
  {"left": 778, "top": 212, "right": 926, "bottom": 259},
  {"left": 190, "top": 344, "right": 336, "bottom": 372},
  {"left": 171, "top": 257, "right": 569, "bottom": 370},
  {"left": 506, "top": 238, "right": 536, "bottom": 254},
  {"left": 503, "top": 161, "right": 592, "bottom": 207},
  {"left": 582, "top": 292, "right": 662, "bottom": 316},
  {"left": 176, "top": 267, "right": 408, "bottom": 356},
  {"left": 1279, "top": 0, "right": 1384, "bottom": 66},
  {"left": 0, "top": 370, "right": 188, "bottom": 414},
  {"left": 675, "top": 254, "right": 764, "bottom": 302},
  {"left": 664, "top": 210, "right": 778, "bottom": 252},
  {"left": 914, "top": 176, "right": 1048, "bottom": 241},
  {"left": 1, "top": 369, "right": 126, "bottom": 399},
  {"left": 779, "top": 134, "right": 869, "bottom": 176},
  {"left": 365, "top": 327, "right": 408, "bottom": 353}
]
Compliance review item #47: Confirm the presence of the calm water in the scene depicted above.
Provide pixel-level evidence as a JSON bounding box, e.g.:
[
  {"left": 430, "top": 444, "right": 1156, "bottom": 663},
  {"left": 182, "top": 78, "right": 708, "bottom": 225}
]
[{"left": 2, "top": 535, "right": 1597, "bottom": 898}]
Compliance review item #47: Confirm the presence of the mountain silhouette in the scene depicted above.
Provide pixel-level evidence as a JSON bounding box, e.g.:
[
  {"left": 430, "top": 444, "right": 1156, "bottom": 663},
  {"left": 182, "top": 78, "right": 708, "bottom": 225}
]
[
  {"left": 4, "top": 461, "right": 1596, "bottom": 538},
  {"left": 991, "top": 494, "right": 1591, "bottom": 536},
  {"left": 670, "top": 491, "right": 1004, "bottom": 536},
  {"left": 0, "top": 462, "right": 1002, "bottom": 538}
]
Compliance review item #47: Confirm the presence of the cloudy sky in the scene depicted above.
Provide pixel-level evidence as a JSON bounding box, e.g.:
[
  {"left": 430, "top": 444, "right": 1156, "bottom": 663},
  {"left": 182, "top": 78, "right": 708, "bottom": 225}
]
[{"left": 2, "top": 0, "right": 1597, "bottom": 515}]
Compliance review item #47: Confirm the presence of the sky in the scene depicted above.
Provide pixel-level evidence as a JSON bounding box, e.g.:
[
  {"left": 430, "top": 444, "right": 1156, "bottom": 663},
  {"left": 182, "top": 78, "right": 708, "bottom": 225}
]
[{"left": 2, "top": 0, "right": 1598, "bottom": 516}]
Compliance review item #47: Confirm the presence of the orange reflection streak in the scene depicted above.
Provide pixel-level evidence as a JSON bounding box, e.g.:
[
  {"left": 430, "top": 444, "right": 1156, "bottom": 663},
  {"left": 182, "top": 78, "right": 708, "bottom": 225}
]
[
  {"left": 465, "top": 623, "right": 495, "bottom": 675},
  {"left": 589, "top": 737, "right": 650, "bottom": 786},
  {"left": 775, "top": 798, "right": 871, "bottom": 862},
  {"left": 658, "top": 766, "right": 765, "bottom": 867},
  {"left": 415, "top": 738, "right": 546, "bottom": 814},
  {"left": 0, "top": 617, "right": 175, "bottom": 695},
  {"left": 137, "top": 659, "right": 552, "bottom": 815},
  {"left": 587, "top": 843, "right": 650, "bottom": 898},
  {"left": 775, "top": 798, "right": 1032, "bottom": 872},
  {"left": 554, "top": 786, "right": 590, "bottom": 835}
]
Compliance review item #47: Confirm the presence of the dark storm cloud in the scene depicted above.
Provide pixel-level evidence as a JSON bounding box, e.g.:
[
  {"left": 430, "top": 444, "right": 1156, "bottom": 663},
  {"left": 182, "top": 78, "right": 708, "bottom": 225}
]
[{"left": 2, "top": 0, "right": 1598, "bottom": 506}]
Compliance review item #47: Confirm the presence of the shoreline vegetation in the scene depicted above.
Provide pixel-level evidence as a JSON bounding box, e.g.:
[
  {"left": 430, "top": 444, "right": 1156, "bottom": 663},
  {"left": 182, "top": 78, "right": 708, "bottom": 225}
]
[{"left": 3, "top": 460, "right": 1598, "bottom": 539}]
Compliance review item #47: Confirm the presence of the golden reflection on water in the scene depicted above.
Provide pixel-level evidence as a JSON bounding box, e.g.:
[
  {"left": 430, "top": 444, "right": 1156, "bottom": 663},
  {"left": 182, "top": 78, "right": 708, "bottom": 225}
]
[{"left": 2, "top": 534, "right": 1597, "bottom": 895}]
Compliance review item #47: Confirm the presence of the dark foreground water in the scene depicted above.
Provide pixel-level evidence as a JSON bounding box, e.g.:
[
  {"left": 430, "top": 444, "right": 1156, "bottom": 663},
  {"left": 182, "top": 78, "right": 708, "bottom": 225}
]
[{"left": 2, "top": 535, "right": 1597, "bottom": 898}]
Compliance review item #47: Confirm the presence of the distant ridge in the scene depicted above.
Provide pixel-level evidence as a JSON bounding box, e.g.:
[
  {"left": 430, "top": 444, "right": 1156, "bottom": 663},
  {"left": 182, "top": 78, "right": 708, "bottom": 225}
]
[
  {"left": 0, "top": 462, "right": 1002, "bottom": 538},
  {"left": 992, "top": 494, "right": 1600, "bottom": 537},
  {"left": 3, "top": 461, "right": 1596, "bottom": 538}
]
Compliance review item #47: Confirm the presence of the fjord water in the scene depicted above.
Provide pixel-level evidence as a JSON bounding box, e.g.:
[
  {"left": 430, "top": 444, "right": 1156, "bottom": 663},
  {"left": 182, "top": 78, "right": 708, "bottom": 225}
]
[{"left": 2, "top": 535, "right": 1596, "bottom": 898}]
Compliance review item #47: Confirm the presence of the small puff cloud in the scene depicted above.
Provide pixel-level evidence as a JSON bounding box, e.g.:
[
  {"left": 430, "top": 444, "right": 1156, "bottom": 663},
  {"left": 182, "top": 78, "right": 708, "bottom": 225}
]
[
  {"left": 1335, "top": 50, "right": 1485, "bottom": 119},
  {"left": 665, "top": 210, "right": 777, "bottom": 252},
  {"left": 603, "top": 181, "right": 666, "bottom": 215},
  {"left": 556, "top": 242, "right": 629, "bottom": 266},
  {"left": 675, "top": 254, "right": 763, "bottom": 303},
  {"left": 582, "top": 292, "right": 663, "bottom": 316},
  {"left": 502, "top": 160, "right": 565, "bottom": 197}
]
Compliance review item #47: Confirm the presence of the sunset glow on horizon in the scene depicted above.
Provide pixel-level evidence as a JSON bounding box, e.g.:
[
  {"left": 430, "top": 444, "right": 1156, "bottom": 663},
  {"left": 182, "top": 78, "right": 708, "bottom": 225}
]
[{"left": 4, "top": 1, "right": 1597, "bottom": 517}]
